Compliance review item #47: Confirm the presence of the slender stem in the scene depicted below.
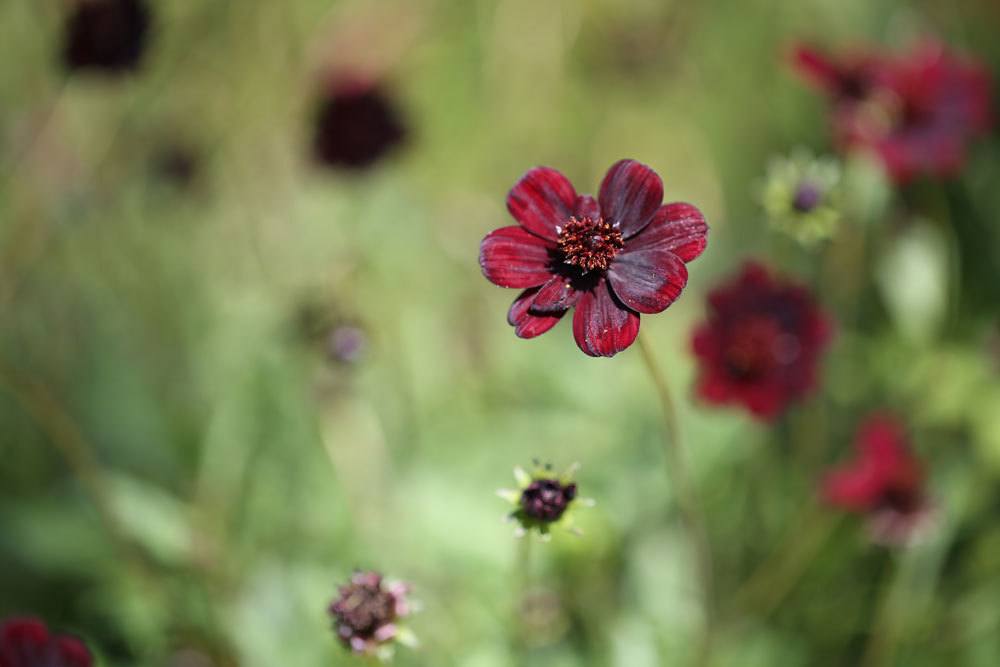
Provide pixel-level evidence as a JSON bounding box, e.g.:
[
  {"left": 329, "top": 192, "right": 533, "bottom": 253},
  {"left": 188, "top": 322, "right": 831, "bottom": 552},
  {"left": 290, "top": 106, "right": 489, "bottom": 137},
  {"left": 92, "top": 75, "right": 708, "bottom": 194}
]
[
  {"left": 0, "top": 363, "right": 142, "bottom": 572},
  {"left": 636, "top": 332, "right": 714, "bottom": 664},
  {"left": 861, "top": 554, "right": 907, "bottom": 667},
  {"left": 514, "top": 535, "right": 533, "bottom": 662},
  {"left": 728, "top": 503, "right": 840, "bottom": 620}
]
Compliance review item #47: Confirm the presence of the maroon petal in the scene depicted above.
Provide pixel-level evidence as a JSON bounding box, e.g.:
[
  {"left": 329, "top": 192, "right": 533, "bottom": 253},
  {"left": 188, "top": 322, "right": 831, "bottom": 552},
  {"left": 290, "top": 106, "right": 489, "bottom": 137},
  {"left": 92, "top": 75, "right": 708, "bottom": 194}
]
[
  {"left": 531, "top": 276, "right": 581, "bottom": 312},
  {"left": 572, "top": 281, "right": 640, "bottom": 357},
  {"left": 629, "top": 203, "right": 708, "bottom": 262},
  {"left": 508, "top": 289, "right": 563, "bottom": 339},
  {"left": 479, "top": 226, "right": 553, "bottom": 288},
  {"left": 607, "top": 245, "right": 688, "bottom": 314},
  {"left": 598, "top": 159, "right": 663, "bottom": 238},
  {"left": 56, "top": 637, "right": 93, "bottom": 667},
  {"left": 791, "top": 44, "right": 845, "bottom": 94},
  {"left": 507, "top": 167, "right": 577, "bottom": 241},
  {"left": 574, "top": 194, "right": 600, "bottom": 221}
]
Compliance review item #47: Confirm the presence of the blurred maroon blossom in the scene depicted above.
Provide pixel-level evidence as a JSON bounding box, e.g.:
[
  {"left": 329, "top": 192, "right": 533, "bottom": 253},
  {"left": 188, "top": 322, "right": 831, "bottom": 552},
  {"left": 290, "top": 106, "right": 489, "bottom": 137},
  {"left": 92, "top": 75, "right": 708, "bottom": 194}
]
[
  {"left": 0, "top": 618, "right": 91, "bottom": 667},
  {"left": 691, "top": 262, "right": 832, "bottom": 420},
  {"left": 823, "top": 414, "right": 931, "bottom": 545},
  {"left": 63, "top": 0, "right": 151, "bottom": 74},
  {"left": 312, "top": 76, "right": 407, "bottom": 170},
  {"left": 479, "top": 160, "right": 708, "bottom": 357},
  {"left": 328, "top": 571, "right": 410, "bottom": 655},
  {"left": 792, "top": 40, "right": 993, "bottom": 183}
]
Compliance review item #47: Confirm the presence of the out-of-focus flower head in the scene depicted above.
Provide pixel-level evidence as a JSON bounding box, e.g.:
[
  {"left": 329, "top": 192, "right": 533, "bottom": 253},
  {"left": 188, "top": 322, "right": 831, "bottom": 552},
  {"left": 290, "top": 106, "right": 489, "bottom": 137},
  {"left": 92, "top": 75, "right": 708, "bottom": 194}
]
[
  {"left": 792, "top": 41, "right": 993, "bottom": 183},
  {"left": 823, "top": 414, "right": 933, "bottom": 546},
  {"left": 498, "top": 462, "right": 593, "bottom": 538},
  {"left": 479, "top": 160, "right": 708, "bottom": 357},
  {"left": 0, "top": 617, "right": 92, "bottom": 667},
  {"left": 328, "top": 571, "right": 415, "bottom": 660},
  {"left": 692, "top": 262, "right": 833, "bottom": 421},
  {"left": 62, "top": 0, "right": 151, "bottom": 74},
  {"left": 312, "top": 75, "right": 407, "bottom": 171},
  {"left": 293, "top": 298, "right": 368, "bottom": 367},
  {"left": 761, "top": 150, "right": 843, "bottom": 246}
]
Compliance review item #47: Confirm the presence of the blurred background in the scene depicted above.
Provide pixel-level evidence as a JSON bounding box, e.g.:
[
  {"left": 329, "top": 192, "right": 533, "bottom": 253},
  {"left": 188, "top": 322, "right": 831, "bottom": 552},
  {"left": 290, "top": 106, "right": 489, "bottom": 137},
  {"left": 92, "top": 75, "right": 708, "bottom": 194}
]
[{"left": 2, "top": 0, "right": 999, "bottom": 665}]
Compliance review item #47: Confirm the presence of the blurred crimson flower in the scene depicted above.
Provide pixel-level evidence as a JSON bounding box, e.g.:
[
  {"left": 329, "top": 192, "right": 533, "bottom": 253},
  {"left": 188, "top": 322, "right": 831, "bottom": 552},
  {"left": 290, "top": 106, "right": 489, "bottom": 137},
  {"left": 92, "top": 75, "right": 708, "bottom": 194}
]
[
  {"left": 63, "top": 0, "right": 151, "bottom": 74},
  {"left": 691, "top": 262, "right": 832, "bottom": 420},
  {"left": 479, "top": 160, "right": 708, "bottom": 357},
  {"left": 792, "top": 41, "right": 993, "bottom": 183},
  {"left": 328, "top": 571, "right": 415, "bottom": 658},
  {"left": 312, "top": 77, "right": 407, "bottom": 170},
  {"left": 823, "top": 414, "right": 932, "bottom": 545},
  {"left": 0, "top": 617, "right": 91, "bottom": 667}
]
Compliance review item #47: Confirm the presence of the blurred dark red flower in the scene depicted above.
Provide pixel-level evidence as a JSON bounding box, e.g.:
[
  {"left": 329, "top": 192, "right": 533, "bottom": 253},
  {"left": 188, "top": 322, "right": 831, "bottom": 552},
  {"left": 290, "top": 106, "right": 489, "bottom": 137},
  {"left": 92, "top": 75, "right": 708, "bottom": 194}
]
[
  {"left": 520, "top": 478, "right": 577, "bottom": 523},
  {"left": 479, "top": 160, "right": 708, "bottom": 357},
  {"left": 691, "top": 262, "right": 832, "bottom": 420},
  {"left": 792, "top": 41, "right": 993, "bottom": 183},
  {"left": 312, "top": 77, "right": 407, "bottom": 170},
  {"left": 0, "top": 618, "right": 91, "bottom": 667},
  {"left": 63, "top": 0, "right": 151, "bottom": 74},
  {"left": 329, "top": 572, "right": 410, "bottom": 655},
  {"left": 823, "top": 414, "right": 930, "bottom": 545}
]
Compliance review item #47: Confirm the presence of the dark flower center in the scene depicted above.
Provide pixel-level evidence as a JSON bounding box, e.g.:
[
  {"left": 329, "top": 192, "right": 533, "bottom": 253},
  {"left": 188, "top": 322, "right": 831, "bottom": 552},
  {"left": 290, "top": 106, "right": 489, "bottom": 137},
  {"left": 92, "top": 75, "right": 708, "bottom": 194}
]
[
  {"left": 557, "top": 217, "right": 623, "bottom": 272},
  {"left": 878, "top": 484, "right": 922, "bottom": 516},
  {"left": 723, "top": 316, "right": 798, "bottom": 381},
  {"left": 313, "top": 86, "right": 407, "bottom": 170},
  {"left": 792, "top": 181, "right": 823, "bottom": 213},
  {"left": 63, "top": 0, "right": 150, "bottom": 73},
  {"left": 520, "top": 478, "right": 577, "bottom": 522},
  {"left": 330, "top": 576, "right": 397, "bottom": 642}
]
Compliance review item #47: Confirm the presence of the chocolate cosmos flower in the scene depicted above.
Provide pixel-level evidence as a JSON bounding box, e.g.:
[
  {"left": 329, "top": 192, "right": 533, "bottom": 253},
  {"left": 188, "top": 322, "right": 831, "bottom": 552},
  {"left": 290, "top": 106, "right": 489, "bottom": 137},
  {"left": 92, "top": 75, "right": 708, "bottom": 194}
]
[
  {"left": 329, "top": 572, "right": 412, "bottom": 656},
  {"left": 479, "top": 160, "right": 708, "bottom": 357},
  {"left": 823, "top": 414, "right": 931, "bottom": 545},
  {"left": 313, "top": 78, "right": 407, "bottom": 170},
  {"left": 498, "top": 463, "right": 592, "bottom": 538},
  {"left": 692, "top": 262, "right": 832, "bottom": 420},
  {"left": 793, "top": 41, "right": 993, "bottom": 183},
  {"left": 63, "top": 0, "right": 151, "bottom": 74},
  {"left": 0, "top": 618, "right": 91, "bottom": 667}
]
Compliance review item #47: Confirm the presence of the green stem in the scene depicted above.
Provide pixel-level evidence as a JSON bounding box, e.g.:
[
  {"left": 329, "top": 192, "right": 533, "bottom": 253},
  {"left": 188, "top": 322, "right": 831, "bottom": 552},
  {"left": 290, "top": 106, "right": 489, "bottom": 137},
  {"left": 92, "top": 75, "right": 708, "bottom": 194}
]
[
  {"left": 861, "top": 554, "right": 907, "bottom": 667},
  {"left": 0, "top": 363, "right": 145, "bottom": 575},
  {"left": 636, "top": 332, "right": 714, "bottom": 665},
  {"left": 514, "top": 535, "right": 533, "bottom": 662},
  {"left": 728, "top": 503, "right": 839, "bottom": 620}
]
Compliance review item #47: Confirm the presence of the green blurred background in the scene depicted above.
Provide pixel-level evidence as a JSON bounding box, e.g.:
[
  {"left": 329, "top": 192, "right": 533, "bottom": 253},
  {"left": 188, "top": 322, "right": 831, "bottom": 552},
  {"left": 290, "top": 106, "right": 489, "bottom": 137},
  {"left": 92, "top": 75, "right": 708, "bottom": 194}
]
[{"left": 2, "top": 0, "right": 1000, "bottom": 665}]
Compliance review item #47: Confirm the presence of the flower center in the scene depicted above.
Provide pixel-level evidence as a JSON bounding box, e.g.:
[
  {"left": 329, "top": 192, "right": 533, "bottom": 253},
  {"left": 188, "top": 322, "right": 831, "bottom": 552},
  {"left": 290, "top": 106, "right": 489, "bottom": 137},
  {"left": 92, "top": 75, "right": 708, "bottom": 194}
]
[
  {"left": 723, "top": 316, "right": 798, "bottom": 380},
  {"left": 792, "top": 181, "right": 823, "bottom": 212},
  {"left": 520, "top": 478, "right": 577, "bottom": 523},
  {"left": 557, "top": 217, "right": 623, "bottom": 272},
  {"left": 331, "top": 576, "right": 397, "bottom": 640}
]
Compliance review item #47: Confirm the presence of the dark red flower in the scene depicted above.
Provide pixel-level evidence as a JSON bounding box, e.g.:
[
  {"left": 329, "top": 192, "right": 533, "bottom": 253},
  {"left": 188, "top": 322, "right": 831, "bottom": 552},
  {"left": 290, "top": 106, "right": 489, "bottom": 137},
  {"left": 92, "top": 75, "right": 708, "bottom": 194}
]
[
  {"left": 312, "top": 77, "right": 407, "bottom": 170},
  {"left": 823, "top": 414, "right": 930, "bottom": 544},
  {"left": 691, "top": 262, "right": 832, "bottom": 420},
  {"left": 520, "top": 478, "right": 577, "bottom": 523},
  {"left": 479, "top": 160, "right": 708, "bottom": 357},
  {"left": 792, "top": 41, "right": 993, "bottom": 183},
  {"left": 0, "top": 618, "right": 91, "bottom": 667},
  {"left": 328, "top": 572, "right": 410, "bottom": 655},
  {"left": 63, "top": 0, "right": 151, "bottom": 74}
]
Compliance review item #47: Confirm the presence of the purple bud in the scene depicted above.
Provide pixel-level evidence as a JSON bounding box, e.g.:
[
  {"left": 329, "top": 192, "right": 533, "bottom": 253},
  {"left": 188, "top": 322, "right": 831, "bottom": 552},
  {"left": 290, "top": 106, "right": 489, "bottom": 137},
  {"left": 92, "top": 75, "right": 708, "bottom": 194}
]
[
  {"left": 792, "top": 181, "right": 823, "bottom": 212},
  {"left": 329, "top": 572, "right": 406, "bottom": 654},
  {"left": 520, "top": 479, "right": 577, "bottom": 523}
]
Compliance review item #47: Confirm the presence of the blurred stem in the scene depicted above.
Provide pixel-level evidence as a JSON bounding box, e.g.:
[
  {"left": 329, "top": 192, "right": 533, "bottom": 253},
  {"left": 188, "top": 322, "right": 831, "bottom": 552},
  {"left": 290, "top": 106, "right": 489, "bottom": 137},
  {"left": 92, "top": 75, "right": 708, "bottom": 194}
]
[
  {"left": 636, "top": 332, "right": 714, "bottom": 665},
  {"left": 0, "top": 363, "right": 144, "bottom": 574},
  {"left": 514, "top": 535, "right": 533, "bottom": 662},
  {"left": 728, "top": 502, "right": 840, "bottom": 620},
  {"left": 861, "top": 554, "right": 908, "bottom": 667}
]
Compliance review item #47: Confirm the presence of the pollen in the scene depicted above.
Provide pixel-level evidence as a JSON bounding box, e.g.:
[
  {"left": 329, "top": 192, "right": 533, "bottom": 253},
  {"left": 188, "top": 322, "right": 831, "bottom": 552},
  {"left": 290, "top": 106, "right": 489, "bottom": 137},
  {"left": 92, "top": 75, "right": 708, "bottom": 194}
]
[{"left": 557, "top": 216, "right": 624, "bottom": 272}]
